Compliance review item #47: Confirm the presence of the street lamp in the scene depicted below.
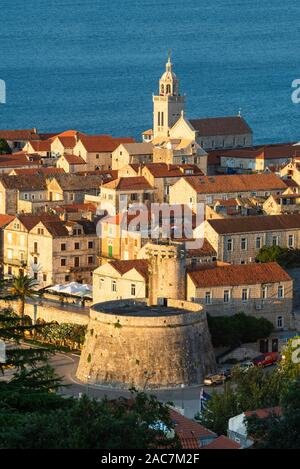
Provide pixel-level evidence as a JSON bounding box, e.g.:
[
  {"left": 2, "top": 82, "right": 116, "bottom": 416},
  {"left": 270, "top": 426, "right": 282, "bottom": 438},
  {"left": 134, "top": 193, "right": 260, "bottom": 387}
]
[
  {"left": 181, "top": 384, "right": 185, "bottom": 413},
  {"left": 86, "top": 374, "right": 91, "bottom": 397}
]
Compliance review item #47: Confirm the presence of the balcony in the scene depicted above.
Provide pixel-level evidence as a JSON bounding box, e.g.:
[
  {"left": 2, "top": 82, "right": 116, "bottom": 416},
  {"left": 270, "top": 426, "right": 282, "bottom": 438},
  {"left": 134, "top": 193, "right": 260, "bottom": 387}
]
[{"left": 4, "top": 257, "right": 27, "bottom": 267}]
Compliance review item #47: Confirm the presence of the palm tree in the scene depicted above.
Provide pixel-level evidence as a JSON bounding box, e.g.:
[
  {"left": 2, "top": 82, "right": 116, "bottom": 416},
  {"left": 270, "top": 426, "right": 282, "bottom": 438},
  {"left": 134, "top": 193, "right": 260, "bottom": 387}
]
[{"left": 9, "top": 272, "right": 40, "bottom": 326}]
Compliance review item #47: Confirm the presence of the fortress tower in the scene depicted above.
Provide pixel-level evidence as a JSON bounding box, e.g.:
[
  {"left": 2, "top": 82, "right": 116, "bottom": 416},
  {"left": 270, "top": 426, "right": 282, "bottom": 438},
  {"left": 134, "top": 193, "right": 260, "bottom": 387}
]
[
  {"left": 76, "top": 299, "right": 216, "bottom": 389},
  {"left": 145, "top": 241, "right": 186, "bottom": 306},
  {"left": 153, "top": 54, "right": 185, "bottom": 138}
]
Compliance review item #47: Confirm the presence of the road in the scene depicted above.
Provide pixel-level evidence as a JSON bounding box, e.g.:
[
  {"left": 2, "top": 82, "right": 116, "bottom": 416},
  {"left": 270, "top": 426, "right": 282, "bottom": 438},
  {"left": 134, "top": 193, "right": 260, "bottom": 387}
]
[{"left": 50, "top": 352, "right": 208, "bottom": 418}]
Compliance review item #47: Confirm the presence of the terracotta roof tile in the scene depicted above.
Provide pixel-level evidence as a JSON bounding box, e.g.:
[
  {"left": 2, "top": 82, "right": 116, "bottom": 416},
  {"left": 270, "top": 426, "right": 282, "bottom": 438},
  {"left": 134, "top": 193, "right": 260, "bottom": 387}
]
[
  {"left": 208, "top": 213, "right": 300, "bottom": 234},
  {"left": 185, "top": 173, "right": 286, "bottom": 194},
  {"left": 0, "top": 174, "right": 47, "bottom": 190},
  {"left": 244, "top": 406, "right": 282, "bottom": 419},
  {"left": 0, "top": 129, "right": 38, "bottom": 140},
  {"left": 188, "top": 262, "right": 291, "bottom": 288},
  {"left": 109, "top": 259, "right": 149, "bottom": 280},
  {"left": 62, "top": 153, "right": 86, "bottom": 165},
  {"left": 0, "top": 214, "right": 14, "bottom": 229},
  {"left": 202, "top": 435, "right": 241, "bottom": 449},
  {"left": 79, "top": 135, "right": 135, "bottom": 153},
  {"left": 170, "top": 410, "right": 216, "bottom": 441},
  {"left": 190, "top": 116, "right": 252, "bottom": 136},
  {"left": 144, "top": 163, "right": 203, "bottom": 178},
  {"left": 102, "top": 176, "right": 153, "bottom": 191}
]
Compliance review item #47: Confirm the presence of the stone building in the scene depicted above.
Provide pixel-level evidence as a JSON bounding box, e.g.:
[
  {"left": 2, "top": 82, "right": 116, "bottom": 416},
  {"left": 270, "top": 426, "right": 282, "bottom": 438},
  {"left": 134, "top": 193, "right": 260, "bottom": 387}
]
[
  {"left": 73, "top": 135, "right": 135, "bottom": 171},
  {"left": 169, "top": 173, "right": 287, "bottom": 209},
  {"left": 187, "top": 262, "right": 293, "bottom": 330},
  {"left": 93, "top": 259, "right": 148, "bottom": 303},
  {"left": 204, "top": 213, "right": 300, "bottom": 264},
  {"left": 99, "top": 176, "right": 156, "bottom": 212},
  {"left": 111, "top": 142, "right": 153, "bottom": 170},
  {"left": 153, "top": 55, "right": 185, "bottom": 139},
  {"left": 189, "top": 116, "right": 253, "bottom": 151},
  {"left": 0, "top": 128, "right": 40, "bottom": 152},
  {"left": 3, "top": 214, "right": 99, "bottom": 286},
  {"left": 76, "top": 298, "right": 216, "bottom": 389}
]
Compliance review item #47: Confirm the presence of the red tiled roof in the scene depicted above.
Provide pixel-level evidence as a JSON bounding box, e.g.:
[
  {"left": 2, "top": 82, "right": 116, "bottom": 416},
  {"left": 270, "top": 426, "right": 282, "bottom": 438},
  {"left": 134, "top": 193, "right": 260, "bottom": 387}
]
[
  {"left": 208, "top": 213, "right": 300, "bottom": 234},
  {"left": 79, "top": 135, "right": 135, "bottom": 153},
  {"left": 53, "top": 203, "right": 96, "bottom": 213},
  {"left": 0, "top": 129, "right": 38, "bottom": 140},
  {"left": 27, "top": 140, "right": 51, "bottom": 152},
  {"left": 13, "top": 214, "right": 60, "bottom": 231},
  {"left": 202, "top": 435, "right": 241, "bottom": 450},
  {"left": 10, "top": 167, "right": 65, "bottom": 176},
  {"left": 62, "top": 153, "right": 86, "bottom": 165},
  {"left": 0, "top": 214, "right": 14, "bottom": 229},
  {"left": 102, "top": 176, "right": 153, "bottom": 191},
  {"left": 244, "top": 406, "right": 282, "bottom": 419},
  {"left": 0, "top": 152, "right": 41, "bottom": 168},
  {"left": 190, "top": 116, "right": 252, "bottom": 136},
  {"left": 109, "top": 259, "right": 149, "bottom": 280},
  {"left": 170, "top": 410, "right": 216, "bottom": 442},
  {"left": 144, "top": 163, "right": 203, "bottom": 178},
  {"left": 55, "top": 136, "right": 77, "bottom": 148},
  {"left": 184, "top": 173, "right": 286, "bottom": 194},
  {"left": 188, "top": 262, "right": 291, "bottom": 288}
]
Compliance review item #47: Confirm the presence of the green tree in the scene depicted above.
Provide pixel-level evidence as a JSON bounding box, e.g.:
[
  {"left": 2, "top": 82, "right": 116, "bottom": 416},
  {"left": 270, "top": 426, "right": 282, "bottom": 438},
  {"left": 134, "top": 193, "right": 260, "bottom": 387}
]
[
  {"left": 208, "top": 313, "right": 273, "bottom": 348},
  {"left": 0, "top": 308, "right": 178, "bottom": 449},
  {"left": 256, "top": 245, "right": 300, "bottom": 268},
  {"left": 9, "top": 272, "right": 40, "bottom": 327},
  {"left": 197, "top": 382, "right": 237, "bottom": 435},
  {"left": 0, "top": 138, "right": 12, "bottom": 154},
  {"left": 246, "top": 378, "right": 300, "bottom": 449}
]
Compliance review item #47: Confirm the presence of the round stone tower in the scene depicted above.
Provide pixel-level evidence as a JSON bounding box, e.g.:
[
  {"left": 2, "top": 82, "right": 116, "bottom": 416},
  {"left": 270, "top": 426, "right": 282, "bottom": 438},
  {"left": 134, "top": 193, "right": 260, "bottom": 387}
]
[
  {"left": 145, "top": 241, "right": 186, "bottom": 306},
  {"left": 76, "top": 299, "right": 216, "bottom": 389}
]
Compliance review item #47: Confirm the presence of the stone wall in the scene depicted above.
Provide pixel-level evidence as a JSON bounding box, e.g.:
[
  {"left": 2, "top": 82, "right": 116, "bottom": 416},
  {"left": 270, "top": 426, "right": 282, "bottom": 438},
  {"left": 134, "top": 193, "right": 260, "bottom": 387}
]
[
  {"left": 0, "top": 298, "right": 89, "bottom": 325},
  {"left": 76, "top": 299, "right": 216, "bottom": 389}
]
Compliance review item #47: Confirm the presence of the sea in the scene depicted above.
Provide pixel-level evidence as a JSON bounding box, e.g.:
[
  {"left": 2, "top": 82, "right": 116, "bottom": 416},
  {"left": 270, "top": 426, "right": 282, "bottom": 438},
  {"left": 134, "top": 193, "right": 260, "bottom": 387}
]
[{"left": 1, "top": 0, "right": 300, "bottom": 144}]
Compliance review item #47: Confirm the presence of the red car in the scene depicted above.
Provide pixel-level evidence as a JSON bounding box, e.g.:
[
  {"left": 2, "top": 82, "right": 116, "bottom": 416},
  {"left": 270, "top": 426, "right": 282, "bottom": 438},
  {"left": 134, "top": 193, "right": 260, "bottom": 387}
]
[{"left": 252, "top": 352, "right": 280, "bottom": 367}]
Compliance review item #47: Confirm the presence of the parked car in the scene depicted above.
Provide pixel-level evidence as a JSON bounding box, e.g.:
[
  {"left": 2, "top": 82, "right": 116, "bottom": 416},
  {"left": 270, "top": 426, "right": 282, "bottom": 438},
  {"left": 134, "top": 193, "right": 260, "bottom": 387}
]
[
  {"left": 252, "top": 352, "right": 280, "bottom": 368},
  {"left": 238, "top": 360, "right": 255, "bottom": 372},
  {"left": 204, "top": 373, "right": 226, "bottom": 386}
]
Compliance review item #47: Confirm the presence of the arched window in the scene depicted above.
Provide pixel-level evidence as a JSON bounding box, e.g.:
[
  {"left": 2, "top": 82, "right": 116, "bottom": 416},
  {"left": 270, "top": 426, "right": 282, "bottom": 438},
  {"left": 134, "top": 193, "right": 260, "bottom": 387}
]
[
  {"left": 166, "top": 84, "right": 171, "bottom": 94},
  {"left": 161, "top": 84, "right": 164, "bottom": 95}
]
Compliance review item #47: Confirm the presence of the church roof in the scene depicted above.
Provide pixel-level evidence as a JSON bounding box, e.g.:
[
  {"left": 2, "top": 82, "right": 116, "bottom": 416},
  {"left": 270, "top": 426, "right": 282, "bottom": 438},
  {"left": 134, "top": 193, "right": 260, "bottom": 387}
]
[{"left": 189, "top": 116, "right": 253, "bottom": 136}]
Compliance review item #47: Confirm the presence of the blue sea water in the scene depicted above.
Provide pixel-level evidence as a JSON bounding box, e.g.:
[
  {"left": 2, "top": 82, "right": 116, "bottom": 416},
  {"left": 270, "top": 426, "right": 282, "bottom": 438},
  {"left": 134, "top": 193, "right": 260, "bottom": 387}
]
[{"left": 1, "top": 0, "right": 300, "bottom": 144}]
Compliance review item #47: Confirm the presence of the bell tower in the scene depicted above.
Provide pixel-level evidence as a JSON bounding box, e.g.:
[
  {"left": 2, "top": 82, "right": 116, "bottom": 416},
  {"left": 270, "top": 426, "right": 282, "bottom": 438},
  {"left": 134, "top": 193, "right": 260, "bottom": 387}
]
[{"left": 153, "top": 54, "right": 185, "bottom": 139}]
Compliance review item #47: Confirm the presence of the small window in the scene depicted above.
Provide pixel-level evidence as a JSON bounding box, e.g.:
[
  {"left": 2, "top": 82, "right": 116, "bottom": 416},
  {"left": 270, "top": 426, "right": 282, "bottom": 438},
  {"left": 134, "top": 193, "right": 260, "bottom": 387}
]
[
  {"left": 224, "top": 290, "right": 230, "bottom": 303},
  {"left": 227, "top": 239, "right": 233, "bottom": 252},
  {"left": 33, "top": 257, "right": 38, "bottom": 265},
  {"left": 277, "top": 316, "right": 284, "bottom": 328},
  {"left": 61, "top": 243, "right": 66, "bottom": 251},
  {"left": 74, "top": 242, "right": 80, "bottom": 250},
  {"left": 61, "top": 258, "right": 66, "bottom": 267},
  {"left": 88, "top": 241, "right": 94, "bottom": 249},
  {"left": 99, "top": 278, "right": 104, "bottom": 289},
  {"left": 241, "top": 238, "right": 247, "bottom": 250},
  {"left": 112, "top": 280, "right": 117, "bottom": 292},
  {"left": 88, "top": 256, "right": 94, "bottom": 264},
  {"left": 33, "top": 272, "right": 38, "bottom": 280},
  {"left": 43, "top": 274, "right": 47, "bottom": 282},
  {"left": 205, "top": 292, "right": 212, "bottom": 305},
  {"left": 74, "top": 257, "right": 80, "bottom": 267},
  {"left": 262, "top": 286, "right": 267, "bottom": 299},
  {"left": 288, "top": 234, "right": 294, "bottom": 248},
  {"left": 256, "top": 237, "right": 261, "bottom": 250},
  {"left": 131, "top": 284, "right": 136, "bottom": 296},
  {"left": 278, "top": 285, "right": 284, "bottom": 299},
  {"left": 272, "top": 236, "right": 279, "bottom": 246},
  {"left": 242, "top": 288, "right": 248, "bottom": 302}
]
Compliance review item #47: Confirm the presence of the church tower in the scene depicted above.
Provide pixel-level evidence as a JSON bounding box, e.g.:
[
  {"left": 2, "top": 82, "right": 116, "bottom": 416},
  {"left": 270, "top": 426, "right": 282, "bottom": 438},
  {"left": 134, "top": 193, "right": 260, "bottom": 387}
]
[{"left": 153, "top": 54, "right": 185, "bottom": 139}]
